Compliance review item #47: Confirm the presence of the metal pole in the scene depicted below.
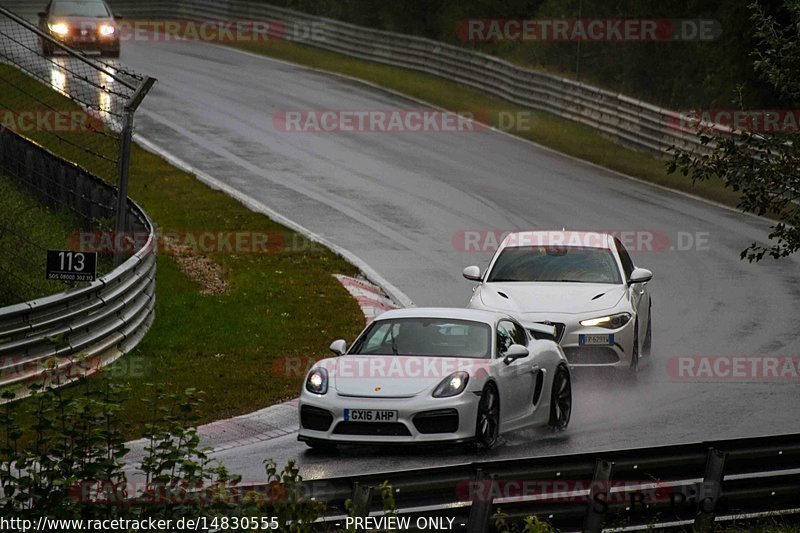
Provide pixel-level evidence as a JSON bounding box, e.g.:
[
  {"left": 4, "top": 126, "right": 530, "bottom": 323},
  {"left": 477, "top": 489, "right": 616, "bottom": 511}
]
[
  {"left": 575, "top": 0, "right": 583, "bottom": 82},
  {"left": 112, "top": 109, "right": 134, "bottom": 267},
  {"left": 583, "top": 458, "right": 613, "bottom": 533},
  {"left": 466, "top": 468, "right": 496, "bottom": 533},
  {"left": 694, "top": 447, "right": 727, "bottom": 532},
  {"left": 111, "top": 77, "right": 154, "bottom": 267}
]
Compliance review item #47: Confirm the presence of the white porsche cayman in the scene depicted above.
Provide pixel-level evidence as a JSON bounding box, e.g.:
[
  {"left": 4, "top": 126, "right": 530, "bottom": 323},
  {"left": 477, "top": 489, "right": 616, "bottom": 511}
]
[
  {"left": 464, "top": 231, "right": 653, "bottom": 373},
  {"left": 298, "top": 308, "right": 572, "bottom": 449}
]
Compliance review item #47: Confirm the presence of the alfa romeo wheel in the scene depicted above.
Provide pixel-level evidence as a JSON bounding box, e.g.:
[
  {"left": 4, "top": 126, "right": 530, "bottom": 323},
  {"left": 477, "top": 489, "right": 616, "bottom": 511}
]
[
  {"left": 629, "top": 320, "right": 640, "bottom": 375},
  {"left": 643, "top": 305, "right": 652, "bottom": 356}
]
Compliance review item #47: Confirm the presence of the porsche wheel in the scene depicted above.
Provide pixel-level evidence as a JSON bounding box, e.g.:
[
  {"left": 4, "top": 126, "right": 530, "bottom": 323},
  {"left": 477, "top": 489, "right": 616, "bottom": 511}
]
[
  {"left": 475, "top": 384, "right": 500, "bottom": 449},
  {"left": 548, "top": 365, "right": 572, "bottom": 430}
]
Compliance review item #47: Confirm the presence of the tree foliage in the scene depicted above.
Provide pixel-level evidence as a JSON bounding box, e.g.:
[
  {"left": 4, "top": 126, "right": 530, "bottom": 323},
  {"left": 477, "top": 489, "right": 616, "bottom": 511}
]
[
  {"left": 0, "top": 362, "right": 322, "bottom": 530},
  {"left": 669, "top": 1, "right": 800, "bottom": 261},
  {"left": 266, "top": 0, "right": 782, "bottom": 109}
]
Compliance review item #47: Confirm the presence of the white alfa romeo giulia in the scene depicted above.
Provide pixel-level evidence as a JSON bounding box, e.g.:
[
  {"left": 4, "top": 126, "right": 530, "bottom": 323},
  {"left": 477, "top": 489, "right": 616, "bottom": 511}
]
[
  {"left": 464, "top": 231, "right": 653, "bottom": 373},
  {"left": 298, "top": 308, "right": 572, "bottom": 449}
]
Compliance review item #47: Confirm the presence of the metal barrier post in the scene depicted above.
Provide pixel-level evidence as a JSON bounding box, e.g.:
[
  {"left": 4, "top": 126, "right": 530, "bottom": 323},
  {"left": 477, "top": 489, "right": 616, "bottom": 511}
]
[
  {"left": 466, "top": 468, "right": 496, "bottom": 533},
  {"left": 694, "top": 447, "right": 727, "bottom": 532},
  {"left": 350, "top": 481, "right": 373, "bottom": 531},
  {"left": 583, "top": 459, "right": 614, "bottom": 533}
]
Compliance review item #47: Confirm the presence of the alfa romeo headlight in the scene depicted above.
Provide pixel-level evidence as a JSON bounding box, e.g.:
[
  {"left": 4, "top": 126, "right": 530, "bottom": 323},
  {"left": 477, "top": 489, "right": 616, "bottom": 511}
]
[
  {"left": 305, "top": 368, "right": 328, "bottom": 395},
  {"left": 433, "top": 371, "right": 469, "bottom": 398},
  {"left": 580, "top": 312, "right": 631, "bottom": 329},
  {"left": 99, "top": 24, "right": 116, "bottom": 36}
]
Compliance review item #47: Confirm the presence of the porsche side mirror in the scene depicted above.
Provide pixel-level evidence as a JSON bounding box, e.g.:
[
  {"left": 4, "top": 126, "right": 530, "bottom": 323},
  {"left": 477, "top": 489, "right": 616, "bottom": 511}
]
[
  {"left": 38, "top": 11, "right": 46, "bottom": 18},
  {"left": 503, "top": 344, "right": 529, "bottom": 365},
  {"left": 628, "top": 267, "right": 653, "bottom": 285},
  {"left": 329, "top": 339, "right": 347, "bottom": 356},
  {"left": 462, "top": 265, "right": 482, "bottom": 281}
]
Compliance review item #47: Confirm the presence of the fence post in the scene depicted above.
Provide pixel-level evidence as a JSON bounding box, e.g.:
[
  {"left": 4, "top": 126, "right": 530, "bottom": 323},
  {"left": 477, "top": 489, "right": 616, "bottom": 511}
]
[
  {"left": 466, "top": 468, "right": 496, "bottom": 533},
  {"left": 583, "top": 459, "right": 614, "bottom": 533},
  {"left": 694, "top": 447, "right": 727, "bottom": 532},
  {"left": 112, "top": 77, "right": 155, "bottom": 267}
]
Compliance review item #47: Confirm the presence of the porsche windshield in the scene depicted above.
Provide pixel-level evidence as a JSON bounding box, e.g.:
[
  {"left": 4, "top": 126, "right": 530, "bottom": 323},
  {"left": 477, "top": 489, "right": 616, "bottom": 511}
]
[
  {"left": 349, "top": 318, "right": 492, "bottom": 358},
  {"left": 487, "top": 245, "right": 622, "bottom": 284}
]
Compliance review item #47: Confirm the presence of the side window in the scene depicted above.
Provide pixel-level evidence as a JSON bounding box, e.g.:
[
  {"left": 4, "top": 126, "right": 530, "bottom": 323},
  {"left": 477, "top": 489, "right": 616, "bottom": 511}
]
[
  {"left": 496, "top": 321, "right": 516, "bottom": 355},
  {"left": 510, "top": 322, "right": 528, "bottom": 346},
  {"left": 614, "top": 237, "right": 635, "bottom": 279}
]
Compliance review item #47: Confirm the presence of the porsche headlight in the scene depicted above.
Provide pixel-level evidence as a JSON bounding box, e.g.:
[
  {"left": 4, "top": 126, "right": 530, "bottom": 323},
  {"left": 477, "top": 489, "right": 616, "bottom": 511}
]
[
  {"left": 305, "top": 368, "right": 328, "bottom": 395},
  {"left": 99, "top": 24, "right": 116, "bottom": 36},
  {"left": 433, "top": 371, "right": 469, "bottom": 398},
  {"left": 48, "top": 22, "right": 69, "bottom": 36},
  {"left": 580, "top": 312, "right": 631, "bottom": 329}
]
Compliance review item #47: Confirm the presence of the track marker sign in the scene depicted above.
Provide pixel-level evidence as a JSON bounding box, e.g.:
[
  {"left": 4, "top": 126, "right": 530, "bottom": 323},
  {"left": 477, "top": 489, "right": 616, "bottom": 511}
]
[{"left": 46, "top": 250, "right": 97, "bottom": 282}]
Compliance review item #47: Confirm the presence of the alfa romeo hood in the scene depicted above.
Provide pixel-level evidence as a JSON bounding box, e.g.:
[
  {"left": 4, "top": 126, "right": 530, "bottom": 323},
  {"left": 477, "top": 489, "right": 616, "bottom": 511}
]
[{"left": 478, "top": 282, "right": 626, "bottom": 314}]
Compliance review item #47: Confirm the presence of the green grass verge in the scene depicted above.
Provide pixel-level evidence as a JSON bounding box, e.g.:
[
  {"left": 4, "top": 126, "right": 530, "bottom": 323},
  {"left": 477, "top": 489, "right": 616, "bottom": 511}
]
[
  {"left": 0, "top": 174, "right": 78, "bottom": 306},
  {"left": 0, "top": 64, "right": 365, "bottom": 436},
  {"left": 226, "top": 38, "right": 740, "bottom": 207}
]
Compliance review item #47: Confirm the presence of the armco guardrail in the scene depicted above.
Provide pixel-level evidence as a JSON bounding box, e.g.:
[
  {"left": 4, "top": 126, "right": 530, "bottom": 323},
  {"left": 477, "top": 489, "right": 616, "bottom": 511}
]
[
  {"left": 106, "top": 0, "right": 729, "bottom": 157},
  {"left": 0, "top": 4, "right": 156, "bottom": 394},
  {"left": 234, "top": 432, "right": 800, "bottom": 532},
  {"left": 0, "top": 126, "right": 156, "bottom": 395}
]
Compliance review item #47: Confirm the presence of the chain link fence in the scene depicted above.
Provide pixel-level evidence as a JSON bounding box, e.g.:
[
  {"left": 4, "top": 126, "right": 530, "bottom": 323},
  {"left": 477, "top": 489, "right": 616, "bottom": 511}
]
[{"left": 0, "top": 5, "right": 153, "bottom": 306}]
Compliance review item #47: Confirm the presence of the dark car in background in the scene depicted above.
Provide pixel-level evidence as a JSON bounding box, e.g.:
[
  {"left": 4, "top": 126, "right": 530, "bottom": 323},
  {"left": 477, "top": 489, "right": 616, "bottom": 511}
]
[{"left": 38, "top": 0, "right": 120, "bottom": 57}]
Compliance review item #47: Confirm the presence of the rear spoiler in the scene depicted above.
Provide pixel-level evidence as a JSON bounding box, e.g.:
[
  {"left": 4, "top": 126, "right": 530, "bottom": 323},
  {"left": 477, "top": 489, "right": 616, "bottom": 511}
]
[{"left": 521, "top": 321, "right": 558, "bottom": 341}]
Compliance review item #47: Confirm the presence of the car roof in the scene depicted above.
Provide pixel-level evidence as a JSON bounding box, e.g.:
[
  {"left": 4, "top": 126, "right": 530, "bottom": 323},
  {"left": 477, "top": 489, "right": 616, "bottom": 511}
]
[
  {"left": 500, "top": 230, "right": 613, "bottom": 250},
  {"left": 374, "top": 307, "right": 511, "bottom": 326}
]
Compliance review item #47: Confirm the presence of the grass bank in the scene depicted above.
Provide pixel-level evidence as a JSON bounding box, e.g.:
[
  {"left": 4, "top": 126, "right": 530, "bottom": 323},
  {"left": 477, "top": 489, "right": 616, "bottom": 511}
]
[
  {"left": 0, "top": 174, "right": 77, "bottom": 306},
  {"left": 0, "top": 64, "right": 365, "bottom": 437}
]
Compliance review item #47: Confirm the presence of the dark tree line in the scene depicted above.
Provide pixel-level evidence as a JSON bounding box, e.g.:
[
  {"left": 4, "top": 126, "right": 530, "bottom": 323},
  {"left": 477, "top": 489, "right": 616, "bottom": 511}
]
[{"left": 267, "top": 0, "right": 789, "bottom": 109}]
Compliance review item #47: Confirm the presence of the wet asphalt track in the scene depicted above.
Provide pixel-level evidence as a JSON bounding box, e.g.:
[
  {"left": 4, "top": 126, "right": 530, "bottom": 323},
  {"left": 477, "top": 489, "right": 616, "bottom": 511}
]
[{"left": 3, "top": 5, "right": 799, "bottom": 480}]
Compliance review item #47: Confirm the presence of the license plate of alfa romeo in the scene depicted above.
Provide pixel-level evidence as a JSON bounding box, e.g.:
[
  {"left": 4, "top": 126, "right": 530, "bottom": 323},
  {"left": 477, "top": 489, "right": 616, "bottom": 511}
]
[{"left": 579, "top": 334, "right": 614, "bottom": 346}]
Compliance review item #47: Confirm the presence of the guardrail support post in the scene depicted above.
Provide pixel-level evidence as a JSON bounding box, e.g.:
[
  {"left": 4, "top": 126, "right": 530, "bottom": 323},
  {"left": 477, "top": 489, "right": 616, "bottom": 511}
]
[
  {"left": 466, "top": 468, "right": 496, "bottom": 533},
  {"left": 350, "top": 482, "right": 373, "bottom": 531},
  {"left": 694, "top": 447, "right": 727, "bottom": 532},
  {"left": 583, "top": 459, "right": 614, "bottom": 533}
]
